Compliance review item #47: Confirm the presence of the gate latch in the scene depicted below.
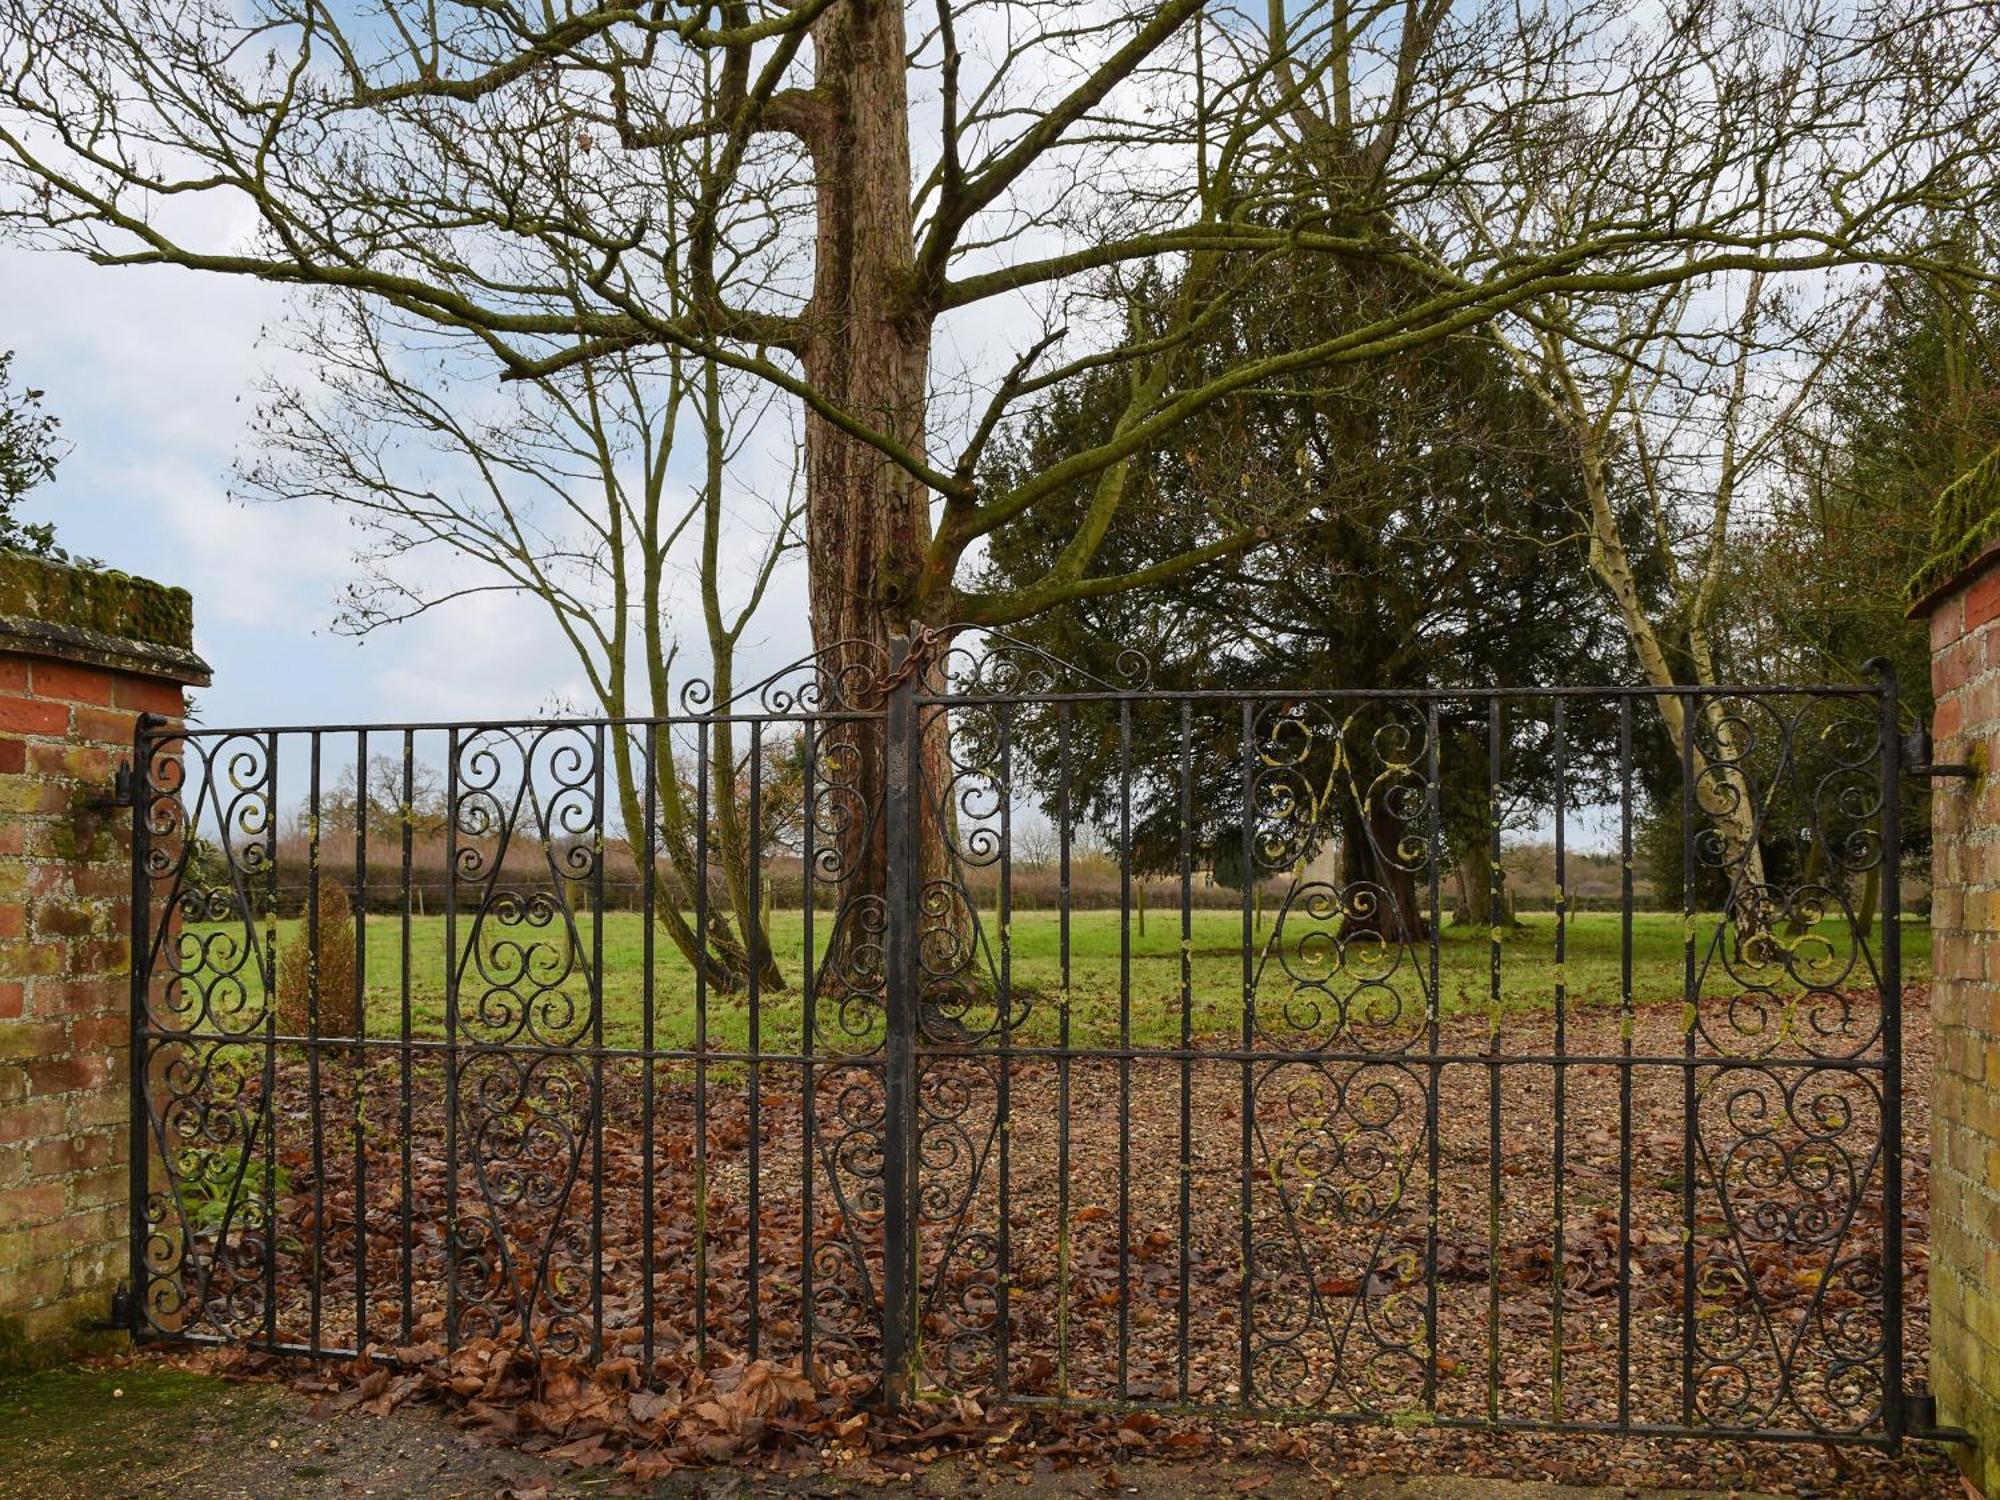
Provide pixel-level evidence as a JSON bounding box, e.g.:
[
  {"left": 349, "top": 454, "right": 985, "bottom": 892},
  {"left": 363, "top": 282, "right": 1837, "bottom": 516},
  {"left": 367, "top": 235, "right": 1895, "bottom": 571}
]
[{"left": 1902, "top": 725, "right": 1977, "bottom": 780}]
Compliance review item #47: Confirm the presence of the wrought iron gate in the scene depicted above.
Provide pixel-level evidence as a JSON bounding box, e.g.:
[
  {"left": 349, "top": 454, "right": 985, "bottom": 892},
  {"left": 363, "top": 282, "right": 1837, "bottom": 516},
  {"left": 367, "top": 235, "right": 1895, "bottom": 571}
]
[{"left": 127, "top": 633, "right": 1920, "bottom": 1445}]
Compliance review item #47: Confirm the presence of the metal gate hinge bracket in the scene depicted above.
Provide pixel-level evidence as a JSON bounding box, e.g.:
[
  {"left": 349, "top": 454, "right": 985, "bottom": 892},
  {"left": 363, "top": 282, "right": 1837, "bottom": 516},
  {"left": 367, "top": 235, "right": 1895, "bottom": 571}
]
[
  {"left": 84, "top": 761, "right": 138, "bottom": 815},
  {"left": 85, "top": 1281, "right": 134, "bottom": 1333},
  {"left": 1902, "top": 726, "right": 1977, "bottom": 780}
]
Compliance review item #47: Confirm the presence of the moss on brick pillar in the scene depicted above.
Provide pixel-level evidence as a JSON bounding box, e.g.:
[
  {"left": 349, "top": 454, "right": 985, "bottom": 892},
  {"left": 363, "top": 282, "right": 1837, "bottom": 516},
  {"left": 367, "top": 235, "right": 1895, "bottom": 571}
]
[
  {"left": 0, "top": 553, "right": 209, "bottom": 1371},
  {"left": 1912, "top": 462, "right": 2000, "bottom": 1494},
  {"left": 1911, "top": 444, "right": 2000, "bottom": 611}
]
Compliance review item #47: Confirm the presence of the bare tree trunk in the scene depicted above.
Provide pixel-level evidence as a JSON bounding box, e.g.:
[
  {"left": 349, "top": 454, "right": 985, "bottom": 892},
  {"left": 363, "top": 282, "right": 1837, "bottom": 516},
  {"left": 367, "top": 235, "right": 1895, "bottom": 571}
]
[
  {"left": 802, "top": 0, "right": 933, "bottom": 647},
  {"left": 1336, "top": 800, "right": 1425, "bottom": 942},
  {"left": 1454, "top": 850, "right": 1491, "bottom": 928},
  {"left": 800, "top": 0, "right": 968, "bottom": 1006},
  {"left": 1572, "top": 454, "right": 1770, "bottom": 922}
]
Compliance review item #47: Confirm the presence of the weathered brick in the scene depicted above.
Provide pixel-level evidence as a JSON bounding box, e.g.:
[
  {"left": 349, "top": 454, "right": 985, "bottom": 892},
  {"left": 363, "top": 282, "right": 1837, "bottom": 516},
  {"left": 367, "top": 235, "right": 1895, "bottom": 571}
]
[
  {"left": 1935, "top": 886, "right": 1966, "bottom": 931},
  {"left": 1969, "top": 567, "right": 2000, "bottom": 631},
  {"left": 11, "top": 940, "right": 64, "bottom": 977},
  {"left": 0, "top": 1020, "right": 66, "bottom": 1064},
  {"left": 68, "top": 1014, "right": 127, "bottom": 1053},
  {"left": 26, "top": 741, "right": 119, "bottom": 782},
  {"left": 0, "top": 693, "right": 68, "bottom": 736},
  {"left": 1936, "top": 596, "right": 1967, "bottom": 655},
  {"left": 68, "top": 704, "right": 137, "bottom": 747},
  {"left": 67, "top": 1163, "right": 125, "bottom": 1210},
  {"left": 26, "top": 1053, "right": 110, "bottom": 1096},
  {"left": 69, "top": 865, "right": 131, "bottom": 902},
  {"left": 27, "top": 659, "right": 116, "bottom": 707},
  {"left": 1941, "top": 640, "right": 1977, "bottom": 694},
  {"left": 33, "top": 899, "right": 100, "bottom": 940},
  {"left": 31, "top": 972, "right": 123, "bottom": 1019},
  {"left": 0, "top": 776, "right": 70, "bottom": 815},
  {"left": 20, "top": 1287, "right": 111, "bottom": 1343},
  {"left": 0, "top": 1179, "right": 69, "bottom": 1227},
  {"left": 1937, "top": 694, "right": 1965, "bottom": 743},
  {"left": 69, "top": 1086, "right": 129, "bottom": 1131},
  {"left": 0, "top": 1088, "right": 62, "bottom": 1144},
  {"left": 29, "top": 1129, "right": 114, "bottom": 1178},
  {"left": 59, "top": 1201, "right": 124, "bottom": 1252},
  {"left": 110, "top": 676, "right": 186, "bottom": 717},
  {"left": 64, "top": 937, "right": 129, "bottom": 978}
]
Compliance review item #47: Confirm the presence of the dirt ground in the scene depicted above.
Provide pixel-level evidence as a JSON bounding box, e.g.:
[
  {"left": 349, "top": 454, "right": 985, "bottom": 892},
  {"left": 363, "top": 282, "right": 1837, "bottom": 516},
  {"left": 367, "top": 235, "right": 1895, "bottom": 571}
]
[{"left": 0, "top": 1357, "right": 1965, "bottom": 1500}]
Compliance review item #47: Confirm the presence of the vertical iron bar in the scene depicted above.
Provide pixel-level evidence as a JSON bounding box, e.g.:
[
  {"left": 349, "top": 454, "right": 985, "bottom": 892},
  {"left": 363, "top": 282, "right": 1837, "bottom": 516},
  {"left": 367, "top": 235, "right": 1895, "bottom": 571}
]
[
  {"left": 261, "top": 731, "right": 279, "bottom": 1349},
  {"left": 1116, "top": 700, "right": 1132, "bottom": 1399},
  {"left": 1486, "top": 699, "right": 1502, "bottom": 1423},
  {"left": 1680, "top": 692, "right": 1698, "bottom": 1430},
  {"left": 1617, "top": 699, "right": 1634, "bottom": 1430},
  {"left": 398, "top": 730, "right": 415, "bottom": 1343},
  {"left": 747, "top": 720, "right": 763, "bottom": 1360},
  {"left": 641, "top": 723, "right": 658, "bottom": 1371},
  {"left": 590, "top": 723, "right": 607, "bottom": 1361},
  {"left": 800, "top": 716, "right": 818, "bottom": 1377},
  {"left": 1876, "top": 661, "right": 1906, "bottom": 1444},
  {"left": 1424, "top": 703, "right": 1443, "bottom": 1414},
  {"left": 1239, "top": 701, "right": 1256, "bottom": 1406},
  {"left": 1056, "top": 704, "right": 1074, "bottom": 1398},
  {"left": 443, "top": 728, "right": 461, "bottom": 1352},
  {"left": 1177, "top": 700, "right": 1193, "bottom": 1402},
  {"left": 126, "top": 714, "right": 158, "bottom": 1338},
  {"left": 881, "top": 636, "right": 919, "bottom": 1404},
  {"left": 996, "top": 701, "right": 1013, "bottom": 1396},
  {"left": 694, "top": 718, "right": 710, "bottom": 1367},
  {"left": 353, "top": 728, "right": 369, "bottom": 1350},
  {"left": 1550, "top": 701, "right": 1567, "bottom": 1426},
  {"left": 307, "top": 731, "right": 325, "bottom": 1353}
]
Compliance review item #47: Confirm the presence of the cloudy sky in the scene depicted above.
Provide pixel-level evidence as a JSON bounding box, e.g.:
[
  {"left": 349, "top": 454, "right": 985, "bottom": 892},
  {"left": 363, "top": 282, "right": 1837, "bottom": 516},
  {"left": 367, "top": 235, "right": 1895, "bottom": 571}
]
[{"left": 3, "top": 244, "right": 823, "bottom": 732}]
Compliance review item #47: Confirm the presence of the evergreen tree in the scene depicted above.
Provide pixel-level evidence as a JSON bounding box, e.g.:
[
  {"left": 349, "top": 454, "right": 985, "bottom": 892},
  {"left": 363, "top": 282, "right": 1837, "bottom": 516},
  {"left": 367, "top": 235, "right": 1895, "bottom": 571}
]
[
  {"left": 973, "top": 259, "right": 1637, "bottom": 934},
  {"left": 0, "top": 350, "right": 70, "bottom": 559}
]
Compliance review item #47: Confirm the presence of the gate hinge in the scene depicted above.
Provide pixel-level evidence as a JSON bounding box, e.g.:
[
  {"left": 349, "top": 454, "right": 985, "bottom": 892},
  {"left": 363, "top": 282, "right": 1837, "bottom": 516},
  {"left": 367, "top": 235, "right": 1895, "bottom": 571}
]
[
  {"left": 82, "top": 762, "right": 139, "bottom": 817},
  {"left": 1902, "top": 725, "right": 1977, "bottom": 781},
  {"left": 1903, "top": 1387, "right": 1974, "bottom": 1444},
  {"left": 86, "top": 1281, "right": 134, "bottom": 1334},
  {"left": 1907, "top": 1390, "right": 1938, "bottom": 1431}
]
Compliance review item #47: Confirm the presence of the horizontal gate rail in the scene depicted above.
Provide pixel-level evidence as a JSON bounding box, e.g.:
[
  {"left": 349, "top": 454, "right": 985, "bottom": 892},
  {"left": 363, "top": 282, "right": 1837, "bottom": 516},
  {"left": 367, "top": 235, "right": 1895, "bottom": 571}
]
[{"left": 126, "top": 634, "right": 1923, "bottom": 1447}]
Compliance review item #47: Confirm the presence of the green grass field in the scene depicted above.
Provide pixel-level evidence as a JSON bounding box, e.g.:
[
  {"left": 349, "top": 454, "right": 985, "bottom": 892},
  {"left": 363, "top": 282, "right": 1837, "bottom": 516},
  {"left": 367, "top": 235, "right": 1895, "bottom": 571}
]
[{"left": 178, "top": 908, "right": 1926, "bottom": 1053}]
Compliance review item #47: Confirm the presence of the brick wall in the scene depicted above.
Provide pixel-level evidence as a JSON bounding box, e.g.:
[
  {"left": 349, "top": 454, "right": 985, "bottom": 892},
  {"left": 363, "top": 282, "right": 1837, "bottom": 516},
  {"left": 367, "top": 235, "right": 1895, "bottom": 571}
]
[
  {"left": 1922, "top": 542, "right": 2000, "bottom": 1496},
  {"left": 0, "top": 554, "right": 208, "bottom": 1367}
]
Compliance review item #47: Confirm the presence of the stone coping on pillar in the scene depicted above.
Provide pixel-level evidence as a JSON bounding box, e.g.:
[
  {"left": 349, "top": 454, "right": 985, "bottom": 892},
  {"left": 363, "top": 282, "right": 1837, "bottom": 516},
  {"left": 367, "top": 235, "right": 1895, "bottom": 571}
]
[
  {"left": 0, "top": 553, "right": 210, "bottom": 687},
  {"left": 1909, "top": 535, "right": 2000, "bottom": 623},
  {"left": 1910, "top": 442, "right": 2000, "bottom": 614}
]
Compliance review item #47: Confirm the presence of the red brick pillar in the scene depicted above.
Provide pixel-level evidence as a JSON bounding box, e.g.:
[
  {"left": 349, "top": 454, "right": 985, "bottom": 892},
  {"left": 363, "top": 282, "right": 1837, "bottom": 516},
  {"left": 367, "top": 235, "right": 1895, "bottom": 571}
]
[
  {"left": 1914, "top": 503, "right": 2000, "bottom": 1492},
  {"left": 0, "top": 554, "right": 209, "bottom": 1367}
]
